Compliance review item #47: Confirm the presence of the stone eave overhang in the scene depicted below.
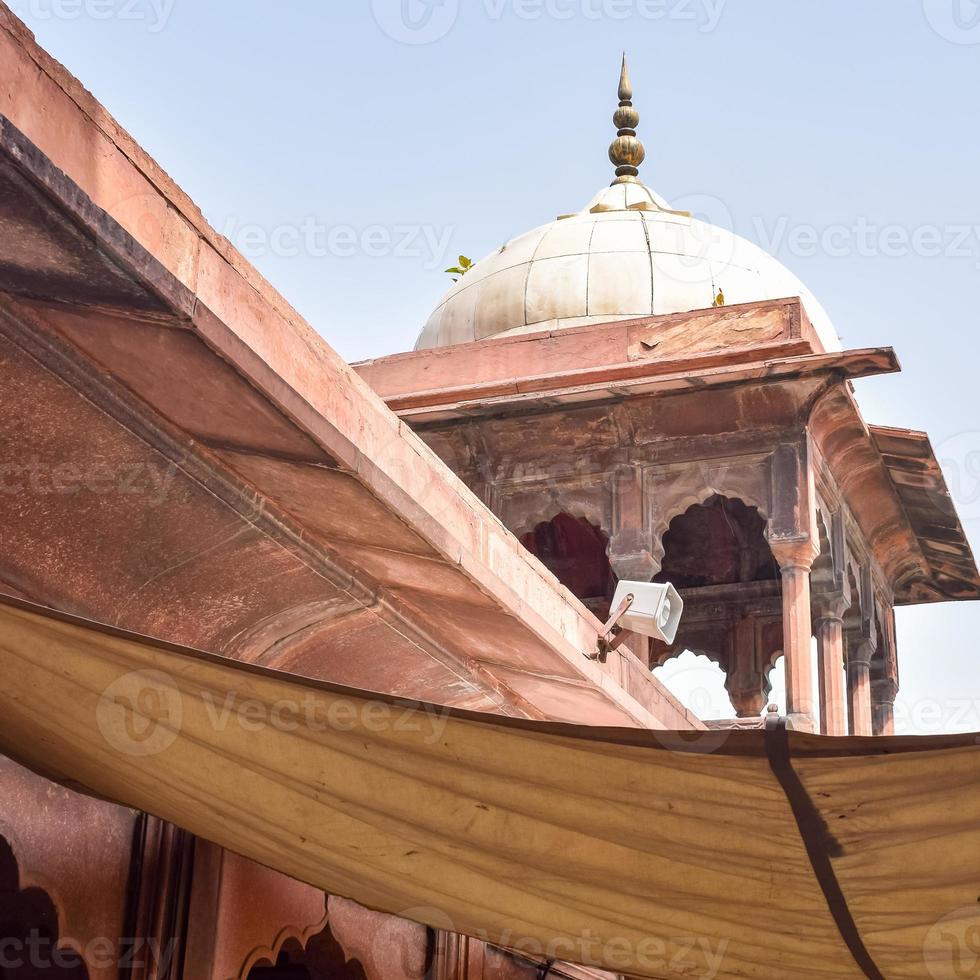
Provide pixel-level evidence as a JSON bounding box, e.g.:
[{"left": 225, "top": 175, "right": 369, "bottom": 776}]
[
  {"left": 360, "top": 340, "right": 899, "bottom": 424},
  {"left": 808, "top": 385, "right": 980, "bottom": 606},
  {"left": 357, "top": 310, "right": 979, "bottom": 607},
  {"left": 873, "top": 426, "right": 980, "bottom": 604}
]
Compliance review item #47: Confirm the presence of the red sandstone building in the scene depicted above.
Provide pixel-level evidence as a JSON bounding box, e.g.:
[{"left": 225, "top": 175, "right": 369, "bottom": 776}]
[{"left": 0, "top": 12, "right": 977, "bottom": 980}]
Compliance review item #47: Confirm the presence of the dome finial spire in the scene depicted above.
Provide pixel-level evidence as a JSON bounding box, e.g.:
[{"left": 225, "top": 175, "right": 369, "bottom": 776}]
[
  {"left": 609, "top": 53, "right": 645, "bottom": 185},
  {"left": 618, "top": 50, "right": 632, "bottom": 101}
]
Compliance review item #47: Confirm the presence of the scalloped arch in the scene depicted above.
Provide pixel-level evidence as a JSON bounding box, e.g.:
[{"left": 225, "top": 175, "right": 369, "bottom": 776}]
[
  {"left": 651, "top": 487, "right": 772, "bottom": 567},
  {"left": 237, "top": 913, "right": 332, "bottom": 979},
  {"left": 0, "top": 833, "right": 88, "bottom": 975},
  {"left": 508, "top": 498, "right": 610, "bottom": 543},
  {"left": 651, "top": 490, "right": 774, "bottom": 574}
]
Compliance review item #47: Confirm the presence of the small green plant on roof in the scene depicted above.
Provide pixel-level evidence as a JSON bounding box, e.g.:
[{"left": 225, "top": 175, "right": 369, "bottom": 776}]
[{"left": 445, "top": 255, "right": 474, "bottom": 282}]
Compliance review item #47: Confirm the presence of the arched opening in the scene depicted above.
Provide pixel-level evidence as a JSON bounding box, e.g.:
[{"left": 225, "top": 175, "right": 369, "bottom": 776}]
[
  {"left": 0, "top": 835, "right": 88, "bottom": 980},
  {"left": 248, "top": 941, "right": 311, "bottom": 980},
  {"left": 809, "top": 511, "right": 845, "bottom": 733},
  {"left": 767, "top": 655, "right": 787, "bottom": 715},
  {"left": 245, "top": 926, "right": 367, "bottom": 980},
  {"left": 842, "top": 561, "right": 863, "bottom": 637},
  {"left": 520, "top": 513, "right": 613, "bottom": 614},
  {"left": 655, "top": 495, "right": 777, "bottom": 588},
  {"left": 810, "top": 508, "right": 836, "bottom": 593},
  {"left": 652, "top": 496, "right": 781, "bottom": 721},
  {"left": 653, "top": 650, "right": 736, "bottom": 720},
  {"left": 868, "top": 606, "right": 890, "bottom": 734}
]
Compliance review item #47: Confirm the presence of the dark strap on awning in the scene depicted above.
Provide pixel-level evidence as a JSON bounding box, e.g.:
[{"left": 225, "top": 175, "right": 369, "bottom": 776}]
[{"left": 765, "top": 717, "right": 884, "bottom": 980}]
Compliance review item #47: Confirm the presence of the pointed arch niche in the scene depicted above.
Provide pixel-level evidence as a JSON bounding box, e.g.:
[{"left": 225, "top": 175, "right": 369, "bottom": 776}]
[
  {"left": 651, "top": 495, "right": 783, "bottom": 720},
  {"left": 519, "top": 513, "right": 614, "bottom": 616},
  {"left": 245, "top": 928, "right": 367, "bottom": 980},
  {"left": 0, "top": 834, "right": 89, "bottom": 980}
]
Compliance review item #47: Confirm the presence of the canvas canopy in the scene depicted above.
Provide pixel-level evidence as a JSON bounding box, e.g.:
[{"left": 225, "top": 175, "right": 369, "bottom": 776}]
[{"left": 0, "top": 595, "right": 977, "bottom": 980}]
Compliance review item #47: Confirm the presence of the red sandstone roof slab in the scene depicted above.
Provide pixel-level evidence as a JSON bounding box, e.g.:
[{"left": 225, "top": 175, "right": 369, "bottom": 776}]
[
  {"left": 358, "top": 333, "right": 899, "bottom": 422},
  {"left": 356, "top": 297, "right": 822, "bottom": 402},
  {"left": 0, "top": 4, "right": 698, "bottom": 730}
]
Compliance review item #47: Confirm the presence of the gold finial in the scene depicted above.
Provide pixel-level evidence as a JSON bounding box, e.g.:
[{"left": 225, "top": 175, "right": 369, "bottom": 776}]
[
  {"left": 609, "top": 53, "right": 645, "bottom": 185},
  {"left": 618, "top": 51, "right": 633, "bottom": 101}
]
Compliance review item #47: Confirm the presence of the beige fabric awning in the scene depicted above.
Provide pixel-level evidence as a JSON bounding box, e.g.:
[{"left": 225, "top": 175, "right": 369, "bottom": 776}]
[{"left": 0, "top": 595, "right": 977, "bottom": 980}]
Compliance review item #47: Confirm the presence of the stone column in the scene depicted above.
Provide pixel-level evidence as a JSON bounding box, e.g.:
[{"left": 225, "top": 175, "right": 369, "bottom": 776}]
[
  {"left": 846, "top": 639, "right": 874, "bottom": 736},
  {"left": 872, "top": 677, "right": 898, "bottom": 736},
  {"left": 813, "top": 598, "right": 847, "bottom": 736},
  {"left": 608, "top": 464, "right": 658, "bottom": 583},
  {"left": 127, "top": 815, "right": 197, "bottom": 980},
  {"left": 872, "top": 608, "right": 899, "bottom": 736},
  {"left": 726, "top": 616, "right": 768, "bottom": 718},
  {"left": 770, "top": 540, "right": 818, "bottom": 732},
  {"left": 608, "top": 465, "right": 659, "bottom": 670}
]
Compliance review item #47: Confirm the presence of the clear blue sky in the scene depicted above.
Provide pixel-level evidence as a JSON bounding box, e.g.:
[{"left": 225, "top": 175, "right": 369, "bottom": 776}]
[{"left": 13, "top": 0, "right": 980, "bottom": 733}]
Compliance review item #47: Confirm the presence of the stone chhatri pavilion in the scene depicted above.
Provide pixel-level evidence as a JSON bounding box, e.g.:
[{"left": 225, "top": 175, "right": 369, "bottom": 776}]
[
  {"left": 0, "top": 10, "right": 976, "bottom": 978},
  {"left": 360, "top": 55, "right": 980, "bottom": 737}
]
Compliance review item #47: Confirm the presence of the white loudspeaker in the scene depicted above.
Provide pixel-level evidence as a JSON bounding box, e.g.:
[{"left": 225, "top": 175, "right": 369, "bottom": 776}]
[{"left": 610, "top": 580, "right": 684, "bottom": 645}]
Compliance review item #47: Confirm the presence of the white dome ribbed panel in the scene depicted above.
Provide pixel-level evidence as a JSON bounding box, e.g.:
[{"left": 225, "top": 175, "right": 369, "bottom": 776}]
[{"left": 415, "top": 182, "right": 840, "bottom": 353}]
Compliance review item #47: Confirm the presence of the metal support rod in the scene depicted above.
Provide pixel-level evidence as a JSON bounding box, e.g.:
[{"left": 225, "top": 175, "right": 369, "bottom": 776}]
[{"left": 592, "top": 592, "right": 634, "bottom": 662}]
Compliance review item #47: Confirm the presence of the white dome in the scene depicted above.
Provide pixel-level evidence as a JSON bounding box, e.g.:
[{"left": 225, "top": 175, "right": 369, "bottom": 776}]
[{"left": 416, "top": 179, "right": 840, "bottom": 353}]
